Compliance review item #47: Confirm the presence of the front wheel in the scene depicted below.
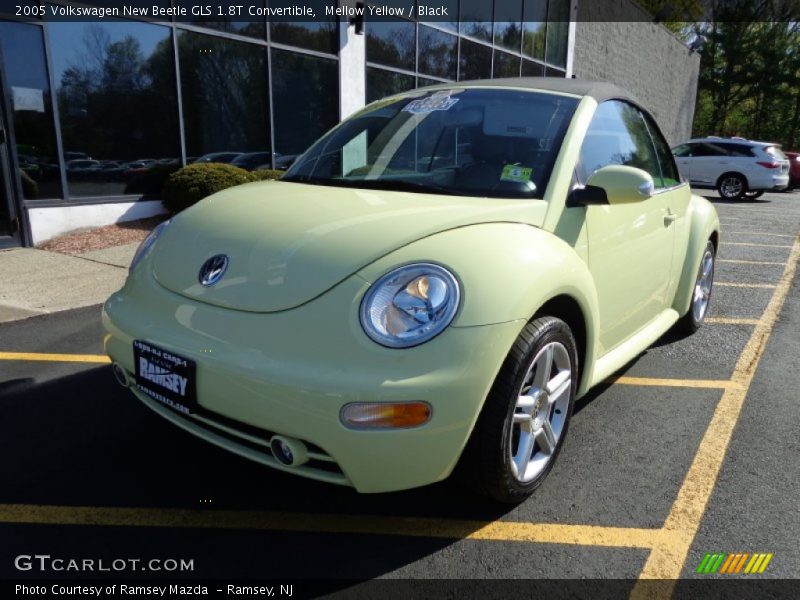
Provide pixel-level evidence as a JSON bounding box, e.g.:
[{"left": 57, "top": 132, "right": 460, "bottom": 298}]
[
  {"left": 676, "top": 240, "right": 716, "bottom": 334},
  {"left": 459, "top": 317, "right": 578, "bottom": 503},
  {"left": 744, "top": 190, "right": 765, "bottom": 199},
  {"left": 717, "top": 174, "right": 747, "bottom": 200}
]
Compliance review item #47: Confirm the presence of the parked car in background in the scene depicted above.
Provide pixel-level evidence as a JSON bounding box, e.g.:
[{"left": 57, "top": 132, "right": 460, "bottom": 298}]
[
  {"left": 672, "top": 137, "right": 790, "bottom": 200},
  {"left": 231, "top": 152, "right": 299, "bottom": 171},
  {"left": 194, "top": 152, "right": 243, "bottom": 164},
  {"left": 783, "top": 151, "right": 800, "bottom": 189},
  {"left": 104, "top": 79, "right": 720, "bottom": 503}
]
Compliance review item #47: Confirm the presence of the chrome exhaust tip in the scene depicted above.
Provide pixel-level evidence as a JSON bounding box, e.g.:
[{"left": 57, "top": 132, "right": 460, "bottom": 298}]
[
  {"left": 111, "top": 362, "right": 130, "bottom": 388},
  {"left": 269, "top": 436, "right": 309, "bottom": 468}
]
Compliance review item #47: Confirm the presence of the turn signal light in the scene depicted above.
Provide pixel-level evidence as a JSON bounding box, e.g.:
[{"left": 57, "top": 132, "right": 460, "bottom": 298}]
[{"left": 340, "top": 402, "right": 432, "bottom": 429}]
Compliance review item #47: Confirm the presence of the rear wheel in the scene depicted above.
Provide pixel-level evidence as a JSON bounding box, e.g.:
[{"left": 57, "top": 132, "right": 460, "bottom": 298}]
[
  {"left": 676, "top": 240, "right": 715, "bottom": 334},
  {"left": 717, "top": 174, "right": 747, "bottom": 200},
  {"left": 459, "top": 317, "right": 578, "bottom": 503}
]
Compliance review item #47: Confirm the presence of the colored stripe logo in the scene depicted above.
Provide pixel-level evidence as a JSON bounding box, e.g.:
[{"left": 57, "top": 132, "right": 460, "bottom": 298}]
[{"left": 696, "top": 552, "right": 773, "bottom": 574}]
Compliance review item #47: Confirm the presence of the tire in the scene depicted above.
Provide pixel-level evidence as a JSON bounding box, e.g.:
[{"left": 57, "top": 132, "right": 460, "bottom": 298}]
[
  {"left": 744, "top": 190, "right": 765, "bottom": 199},
  {"left": 457, "top": 317, "right": 578, "bottom": 503},
  {"left": 717, "top": 173, "right": 748, "bottom": 200},
  {"left": 676, "top": 240, "right": 716, "bottom": 334}
]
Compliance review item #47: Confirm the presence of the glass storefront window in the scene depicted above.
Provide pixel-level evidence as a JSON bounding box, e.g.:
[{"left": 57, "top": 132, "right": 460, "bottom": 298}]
[
  {"left": 0, "top": 21, "right": 62, "bottom": 200},
  {"left": 545, "top": 0, "right": 569, "bottom": 68},
  {"left": 270, "top": 0, "right": 338, "bottom": 54},
  {"left": 417, "top": 25, "right": 457, "bottom": 80},
  {"left": 460, "top": 0, "right": 493, "bottom": 42},
  {"left": 522, "top": 59, "right": 545, "bottom": 77},
  {"left": 271, "top": 48, "right": 338, "bottom": 157},
  {"left": 49, "top": 21, "right": 180, "bottom": 198},
  {"left": 459, "top": 39, "right": 492, "bottom": 80},
  {"left": 522, "top": 0, "right": 547, "bottom": 60},
  {"left": 178, "top": 30, "right": 270, "bottom": 161},
  {"left": 493, "top": 50, "right": 520, "bottom": 78},
  {"left": 366, "top": 20, "right": 416, "bottom": 71},
  {"left": 494, "top": 0, "right": 523, "bottom": 52},
  {"left": 366, "top": 68, "right": 415, "bottom": 103}
]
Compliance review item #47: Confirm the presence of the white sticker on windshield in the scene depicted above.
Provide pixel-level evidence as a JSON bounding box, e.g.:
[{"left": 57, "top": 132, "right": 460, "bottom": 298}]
[{"left": 403, "top": 91, "right": 459, "bottom": 114}]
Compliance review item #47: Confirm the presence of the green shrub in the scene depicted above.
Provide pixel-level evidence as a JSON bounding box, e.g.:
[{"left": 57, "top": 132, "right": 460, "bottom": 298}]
[
  {"left": 162, "top": 163, "right": 255, "bottom": 214},
  {"left": 19, "top": 169, "right": 38, "bottom": 199},
  {"left": 124, "top": 163, "right": 181, "bottom": 196},
  {"left": 250, "top": 168, "right": 284, "bottom": 181}
]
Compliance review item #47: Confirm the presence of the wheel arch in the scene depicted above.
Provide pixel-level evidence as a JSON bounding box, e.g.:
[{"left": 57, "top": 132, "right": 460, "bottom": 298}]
[
  {"left": 716, "top": 170, "right": 749, "bottom": 190},
  {"left": 533, "top": 295, "right": 590, "bottom": 397},
  {"left": 672, "top": 194, "right": 721, "bottom": 317}
]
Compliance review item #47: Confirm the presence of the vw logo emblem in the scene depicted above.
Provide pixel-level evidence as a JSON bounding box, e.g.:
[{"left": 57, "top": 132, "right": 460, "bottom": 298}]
[{"left": 198, "top": 254, "right": 229, "bottom": 287}]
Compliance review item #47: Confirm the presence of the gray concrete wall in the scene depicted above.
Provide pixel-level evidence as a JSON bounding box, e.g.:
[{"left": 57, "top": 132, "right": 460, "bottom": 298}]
[{"left": 572, "top": 0, "right": 700, "bottom": 145}]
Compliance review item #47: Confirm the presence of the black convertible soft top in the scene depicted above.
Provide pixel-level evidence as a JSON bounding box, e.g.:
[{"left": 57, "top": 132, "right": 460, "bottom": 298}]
[{"left": 423, "top": 77, "right": 638, "bottom": 105}]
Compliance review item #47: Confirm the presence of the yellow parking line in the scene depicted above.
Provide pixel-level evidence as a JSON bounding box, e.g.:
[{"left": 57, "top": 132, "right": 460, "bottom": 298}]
[
  {"left": 632, "top": 233, "right": 800, "bottom": 591},
  {"left": 724, "top": 241, "right": 793, "bottom": 248},
  {"left": 0, "top": 352, "right": 110, "bottom": 364},
  {"left": 705, "top": 317, "right": 761, "bottom": 325},
  {"left": 717, "top": 259, "right": 786, "bottom": 265},
  {"left": 608, "top": 376, "right": 740, "bottom": 390},
  {"left": 715, "top": 282, "right": 776, "bottom": 289},
  {"left": 0, "top": 503, "right": 659, "bottom": 549}
]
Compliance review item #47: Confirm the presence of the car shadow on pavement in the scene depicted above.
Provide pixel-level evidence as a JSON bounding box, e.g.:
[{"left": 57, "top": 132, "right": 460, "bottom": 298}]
[{"left": 0, "top": 366, "right": 519, "bottom": 578}]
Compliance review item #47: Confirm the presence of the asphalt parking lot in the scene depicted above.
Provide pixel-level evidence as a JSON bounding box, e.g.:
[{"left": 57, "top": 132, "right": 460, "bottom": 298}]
[{"left": 1, "top": 191, "right": 798, "bottom": 596}]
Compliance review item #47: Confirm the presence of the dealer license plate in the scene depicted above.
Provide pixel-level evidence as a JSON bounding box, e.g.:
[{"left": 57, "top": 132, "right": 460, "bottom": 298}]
[{"left": 133, "top": 340, "right": 197, "bottom": 414}]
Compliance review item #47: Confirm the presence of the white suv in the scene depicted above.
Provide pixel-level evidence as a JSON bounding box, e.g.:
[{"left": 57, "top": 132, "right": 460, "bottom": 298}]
[{"left": 672, "top": 137, "right": 790, "bottom": 200}]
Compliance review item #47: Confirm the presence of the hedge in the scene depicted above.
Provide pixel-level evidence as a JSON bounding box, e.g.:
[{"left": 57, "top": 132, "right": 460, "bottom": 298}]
[{"left": 162, "top": 163, "right": 279, "bottom": 214}]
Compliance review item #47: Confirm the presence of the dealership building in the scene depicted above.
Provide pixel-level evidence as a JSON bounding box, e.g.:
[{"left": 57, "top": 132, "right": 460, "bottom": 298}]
[{"left": 0, "top": 0, "right": 699, "bottom": 248}]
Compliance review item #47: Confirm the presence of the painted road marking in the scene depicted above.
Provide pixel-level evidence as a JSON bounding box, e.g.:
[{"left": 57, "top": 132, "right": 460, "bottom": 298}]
[
  {"left": 609, "top": 376, "right": 741, "bottom": 390},
  {"left": 632, "top": 234, "right": 799, "bottom": 592},
  {"left": 0, "top": 503, "right": 659, "bottom": 549},
  {"left": 705, "top": 317, "right": 761, "bottom": 325},
  {"left": 0, "top": 352, "right": 110, "bottom": 364},
  {"left": 715, "top": 282, "right": 776, "bottom": 289},
  {"left": 727, "top": 231, "right": 794, "bottom": 238},
  {"left": 724, "top": 241, "right": 793, "bottom": 248},
  {"left": 717, "top": 259, "right": 786, "bottom": 265}
]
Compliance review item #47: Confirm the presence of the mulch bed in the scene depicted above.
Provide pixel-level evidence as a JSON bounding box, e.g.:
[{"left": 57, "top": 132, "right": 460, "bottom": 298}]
[{"left": 37, "top": 216, "right": 168, "bottom": 256}]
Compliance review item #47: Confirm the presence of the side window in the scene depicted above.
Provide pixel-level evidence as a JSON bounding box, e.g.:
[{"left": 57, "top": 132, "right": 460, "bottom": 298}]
[
  {"left": 642, "top": 112, "right": 681, "bottom": 188},
  {"left": 673, "top": 143, "right": 692, "bottom": 157},
  {"left": 718, "top": 143, "right": 754, "bottom": 157},
  {"left": 578, "top": 100, "right": 661, "bottom": 184},
  {"left": 692, "top": 143, "right": 726, "bottom": 157}
]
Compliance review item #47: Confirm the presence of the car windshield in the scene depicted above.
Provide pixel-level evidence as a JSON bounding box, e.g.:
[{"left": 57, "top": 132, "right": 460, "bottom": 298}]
[{"left": 282, "top": 88, "right": 578, "bottom": 199}]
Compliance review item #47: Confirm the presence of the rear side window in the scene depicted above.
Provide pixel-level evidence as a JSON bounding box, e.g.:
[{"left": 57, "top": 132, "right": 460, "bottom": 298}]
[
  {"left": 578, "top": 100, "right": 661, "bottom": 184},
  {"left": 717, "top": 143, "right": 755, "bottom": 157},
  {"left": 691, "top": 143, "right": 727, "bottom": 157}
]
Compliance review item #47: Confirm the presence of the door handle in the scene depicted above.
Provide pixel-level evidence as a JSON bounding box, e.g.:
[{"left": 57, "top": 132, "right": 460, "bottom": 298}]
[{"left": 664, "top": 210, "right": 677, "bottom": 226}]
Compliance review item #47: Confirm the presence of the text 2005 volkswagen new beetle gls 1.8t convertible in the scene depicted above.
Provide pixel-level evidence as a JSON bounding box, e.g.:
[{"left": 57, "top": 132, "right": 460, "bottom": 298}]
[{"left": 104, "top": 78, "right": 719, "bottom": 503}]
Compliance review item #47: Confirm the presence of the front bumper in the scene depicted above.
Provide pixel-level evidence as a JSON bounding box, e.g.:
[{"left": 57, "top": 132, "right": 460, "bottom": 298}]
[{"left": 103, "top": 263, "right": 524, "bottom": 493}]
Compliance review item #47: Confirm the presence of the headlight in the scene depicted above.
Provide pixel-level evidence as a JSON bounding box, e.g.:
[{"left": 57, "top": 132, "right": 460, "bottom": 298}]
[
  {"left": 360, "top": 263, "right": 460, "bottom": 348},
  {"left": 129, "top": 219, "right": 171, "bottom": 272}
]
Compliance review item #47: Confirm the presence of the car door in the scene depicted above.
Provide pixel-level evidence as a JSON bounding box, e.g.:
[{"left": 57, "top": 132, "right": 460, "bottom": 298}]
[
  {"left": 672, "top": 142, "right": 694, "bottom": 182},
  {"left": 577, "top": 100, "right": 676, "bottom": 354},
  {"left": 689, "top": 142, "right": 728, "bottom": 186}
]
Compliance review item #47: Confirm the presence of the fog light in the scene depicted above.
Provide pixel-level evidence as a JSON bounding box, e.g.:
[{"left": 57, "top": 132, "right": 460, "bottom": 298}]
[
  {"left": 269, "top": 436, "right": 308, "bottom": 467},
  {"left": 340, "top": 402, "right": 432, "bottom": 429}
]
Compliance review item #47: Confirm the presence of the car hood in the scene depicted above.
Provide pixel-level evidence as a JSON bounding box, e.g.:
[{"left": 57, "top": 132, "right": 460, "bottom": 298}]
[{"left": 152, "top": 181, "right": 546, "bottom": 312}]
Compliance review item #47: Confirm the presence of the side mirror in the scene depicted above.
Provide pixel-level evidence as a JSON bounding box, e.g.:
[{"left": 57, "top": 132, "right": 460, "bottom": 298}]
[{"left": 568, "top": 165, "right": 655, "bottom": 207}]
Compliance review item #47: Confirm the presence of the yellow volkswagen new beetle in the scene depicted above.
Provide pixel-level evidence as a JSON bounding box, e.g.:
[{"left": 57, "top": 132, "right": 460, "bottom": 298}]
[{"left": 104, "top": 79, "right": 719, "bottom": 503}]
